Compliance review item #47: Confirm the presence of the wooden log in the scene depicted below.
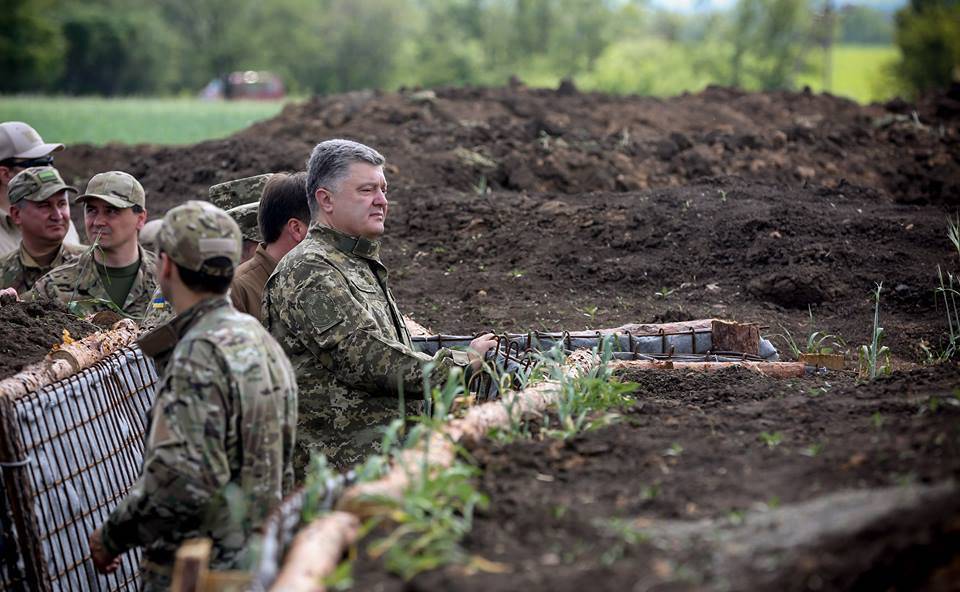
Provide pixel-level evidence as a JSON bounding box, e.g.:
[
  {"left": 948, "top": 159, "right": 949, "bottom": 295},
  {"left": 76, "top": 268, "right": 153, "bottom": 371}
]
[
  {"left": 0, "top": 319, "right": 139, "bottom": 400},
  {"left": 711, "top": 320, "right": 760, "bottom": 355},
  {"left": 270, "top": 512, "right": 360, "bottom": 592},
  {"left": 171, "top": 538, "right": 211, "bottom": 592},
  {"left": 611, "top": 360, "right": 806, "bottom": 378}
]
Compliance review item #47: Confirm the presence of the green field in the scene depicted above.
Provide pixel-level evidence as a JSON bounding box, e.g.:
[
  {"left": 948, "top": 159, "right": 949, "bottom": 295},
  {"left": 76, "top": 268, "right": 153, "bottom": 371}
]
[
  {"left": 798, "top": 44, "right": 901, "bottom": 104},
  {"left": 0, "top": 96, "right": 290, "bottom": 146}
]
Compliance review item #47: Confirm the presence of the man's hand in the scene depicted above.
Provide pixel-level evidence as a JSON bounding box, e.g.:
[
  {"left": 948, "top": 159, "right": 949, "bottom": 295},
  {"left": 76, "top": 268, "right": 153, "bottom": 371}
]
[
  {"left": 467, "top": 333, "right": 498, "bottom": 372},
  {"left": 89, "top": 528, "right": 121, "bottom": 574},
  {"left": 0, "top": 288, "right": 18, "bottom": 306}
]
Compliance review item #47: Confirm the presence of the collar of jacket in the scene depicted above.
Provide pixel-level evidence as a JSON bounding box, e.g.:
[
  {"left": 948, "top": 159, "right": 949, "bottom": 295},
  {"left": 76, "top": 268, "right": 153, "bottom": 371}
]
[
  {"left": 310, "top": 224, "right": 381, "bottom": 260},
  {"left": 137, "top": 296, "right": 230, "bottom": 360}
]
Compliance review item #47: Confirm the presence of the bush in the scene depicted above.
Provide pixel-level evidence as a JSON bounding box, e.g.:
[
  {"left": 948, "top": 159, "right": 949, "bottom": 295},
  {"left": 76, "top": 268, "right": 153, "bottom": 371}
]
[{"left": 894, "top": 1, "right": 960, "bottom": 95}]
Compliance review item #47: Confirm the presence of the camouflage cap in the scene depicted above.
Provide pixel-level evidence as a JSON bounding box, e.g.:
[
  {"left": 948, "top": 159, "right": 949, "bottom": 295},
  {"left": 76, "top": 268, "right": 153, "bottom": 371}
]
[
  {"left": 0, "top": 121, "right": 64, "bottom": 161},
  {"left": 76, "top": 171, "right": 145, "bottom": 209},
  {"left": 7, "top": 166, "right": 77, "bottom": 205},
  {"left": 225, "top": 201, "right": 262, "bottom": 243},
  {"left": 208, "top": 174, "right": 273, "bottom": 210},
  {"left": 158, "top": 200, "right": 241, "bottom": 276},
  {"left": 139, "top": 219, "right": 164, "bottom": 252}
]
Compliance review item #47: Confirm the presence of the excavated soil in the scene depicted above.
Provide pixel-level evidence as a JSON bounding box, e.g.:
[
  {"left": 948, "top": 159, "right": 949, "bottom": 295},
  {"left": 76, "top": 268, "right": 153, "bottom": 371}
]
[
  {"left": 0, "top": 302, "right": 98, "bottom": 378},
  {"left": 10, "top": 82, "right": 960, "bottom": 588},
  {"left": 352, "top": 364, "right": 960, "bottom": 592}
]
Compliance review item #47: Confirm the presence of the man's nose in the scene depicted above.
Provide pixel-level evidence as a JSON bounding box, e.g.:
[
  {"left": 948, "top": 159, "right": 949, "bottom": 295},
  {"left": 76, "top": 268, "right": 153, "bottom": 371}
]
[{"left": 373, "top": 189, "right": 387, "bottom": 206}]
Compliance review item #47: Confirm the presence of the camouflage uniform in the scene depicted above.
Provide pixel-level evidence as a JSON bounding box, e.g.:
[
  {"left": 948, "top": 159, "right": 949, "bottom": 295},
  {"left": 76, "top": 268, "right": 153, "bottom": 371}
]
[
  {"left": 0, "top": 242, "right": 84, "bottom": 293},
  {"left": 25, "top": 171, "right": 158, "bottom": 319},
  {"left": 263, "top": 224, "right": 469, "bottom": 471},
  {"left": 99, "top": 201, "right": 297, "bottom": 591},
  {"left": 25, "top": 246, "right": 157, "bottom": 320},
  {"left": 141, "top": 176, "right": 272, "bottom": 329},
  {"left": 0, "top": 166, "right": 84, "bottom": 292}
]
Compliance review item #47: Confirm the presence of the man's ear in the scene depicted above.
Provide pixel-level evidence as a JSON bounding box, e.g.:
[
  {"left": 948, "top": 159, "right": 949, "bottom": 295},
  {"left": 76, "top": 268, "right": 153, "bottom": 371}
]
[
  {"left": 159, "top": 252, "right": 174, "bottom": 281},
  {"left": 8, "top": 205, "right": 21, "bottom": 226},
  {"left": 0, "top": 166, "right": 14, "bottom": 186},
  {"left": 315, "top": 188, "right": 335, "bottom": 215},
  {"left": 287, "top": 218, "right": 308, "bottom": 242},
  {"left": 135, "top": 208, "right": 148, "bottom": 231}
]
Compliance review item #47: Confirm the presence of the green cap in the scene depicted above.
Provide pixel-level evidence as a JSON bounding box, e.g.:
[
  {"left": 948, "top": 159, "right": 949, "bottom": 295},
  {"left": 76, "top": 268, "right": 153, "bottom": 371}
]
[
  {"left": 76, "top": 171, "right": 145, "bottom": 209},
  {"left": 225, "top": 200, "right": 261, "bottom": 243},
  {"left": 158, "top": 200, "right": 241, "bottom": 276},
  {"left": 8, "top": 166, "right": 77, "bottom": 205},
  {"left": 208, "top": 174, "right": 272, "bottom": 210}
]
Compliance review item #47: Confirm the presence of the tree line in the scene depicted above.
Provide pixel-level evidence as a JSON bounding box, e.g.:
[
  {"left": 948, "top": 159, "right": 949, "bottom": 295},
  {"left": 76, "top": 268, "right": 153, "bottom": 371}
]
[{"left": 2, "top": 0, "right": 956, "bottom": 98}]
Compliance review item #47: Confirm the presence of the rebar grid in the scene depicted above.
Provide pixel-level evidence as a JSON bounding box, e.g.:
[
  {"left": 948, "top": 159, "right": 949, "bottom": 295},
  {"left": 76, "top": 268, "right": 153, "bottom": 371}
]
[{"left": 0, "top": 347, "right": 157, "bottom": 591}]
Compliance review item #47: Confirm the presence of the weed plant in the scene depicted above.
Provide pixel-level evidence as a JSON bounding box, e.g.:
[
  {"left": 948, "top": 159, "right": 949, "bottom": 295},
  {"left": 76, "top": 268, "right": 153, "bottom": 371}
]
[
  {"left": 858, "top": 282, "right": 891, "bottom": 380},
  {"left": 775, "top": 306, "right": 845, "bottom": 360}
]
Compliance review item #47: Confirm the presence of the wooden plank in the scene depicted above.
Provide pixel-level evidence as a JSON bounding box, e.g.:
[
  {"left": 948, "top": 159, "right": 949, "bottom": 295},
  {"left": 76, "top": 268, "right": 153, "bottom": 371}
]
[
  {"left": 170, "top": 538, "right": 212, "bottom": 592},
  {"left": 711, "top": 320, "right": 760, "bottom": 355}
]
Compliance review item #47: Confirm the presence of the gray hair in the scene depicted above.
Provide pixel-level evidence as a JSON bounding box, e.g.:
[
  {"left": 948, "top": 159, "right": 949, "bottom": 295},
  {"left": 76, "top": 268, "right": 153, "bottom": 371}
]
[{"left": 305, "top": 139, "right": 385, "bottom": 220}]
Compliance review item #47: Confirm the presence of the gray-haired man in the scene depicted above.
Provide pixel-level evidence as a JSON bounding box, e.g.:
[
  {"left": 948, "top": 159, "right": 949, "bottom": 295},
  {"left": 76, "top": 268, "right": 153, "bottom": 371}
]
[{"left": 263, "top": 139, "right": 496, "bottom": 473}]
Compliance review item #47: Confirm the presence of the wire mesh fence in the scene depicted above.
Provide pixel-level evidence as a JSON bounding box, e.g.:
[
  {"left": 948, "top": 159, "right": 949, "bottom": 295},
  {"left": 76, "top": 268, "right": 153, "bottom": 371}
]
[{"left": 0, "top": 346, "right": 157, "bottom": 592}]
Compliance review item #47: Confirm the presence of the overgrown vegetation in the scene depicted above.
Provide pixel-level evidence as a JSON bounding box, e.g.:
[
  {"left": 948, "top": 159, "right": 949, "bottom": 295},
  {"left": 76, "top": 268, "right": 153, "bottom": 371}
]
[{"left": 1, "top": 0, "right": 914, "bottom": 102}]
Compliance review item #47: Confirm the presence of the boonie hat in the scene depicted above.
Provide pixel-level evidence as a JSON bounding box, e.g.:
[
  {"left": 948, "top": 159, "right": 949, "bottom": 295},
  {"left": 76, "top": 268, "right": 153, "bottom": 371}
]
[
  {"left": 76, "top": 171, "right": 145, "bottom": 209},
  {"left": 208, "top": 174, "right": 273, "bottom": 210},
  {"left": 0, "top": 122, "right": 64, "bottom": 162},
  {"left": 158, "top": 200, "right": 241, "bottom": 276},
  {"left": 8, "top": 166, "right": 77, "bottom": 205},
  {"left": 225, "top": 201, "right": 261, "bottom": 243}
]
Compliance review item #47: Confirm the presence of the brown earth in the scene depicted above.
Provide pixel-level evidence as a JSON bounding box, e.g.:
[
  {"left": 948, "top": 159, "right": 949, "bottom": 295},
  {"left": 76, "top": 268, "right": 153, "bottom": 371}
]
[
  {"left": 0, "top": 302, "right": 98, "bottom": 378},
  {"left": 351, "top": 364, "right": 960, "bottom": 592},
  {"left": 10, "top": 82, "right": 960, "bottom": 588}
]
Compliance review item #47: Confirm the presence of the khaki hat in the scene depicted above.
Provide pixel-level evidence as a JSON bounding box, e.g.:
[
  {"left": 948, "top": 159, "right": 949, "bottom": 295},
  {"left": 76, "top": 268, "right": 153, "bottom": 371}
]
[
  {"left": 225, "top": 201, "right": 261, "bottom": 243},
  {"left": 0, "top": 122, "right": 64, "bottom": 161},
  {"left": 77, "top": 171, "right": 145, "bottom": 209},
  {"left": 8, "top": 166, "right": 77, "bottom": 205},
  {"left": 208, "top": 174, "right": 273, "bottom": 210},
  {"left": 158, "top": 200, "right": 241, "bottom": 276},
  {"left": 139, "top": 219, "right": 164, "bottom": 251}
]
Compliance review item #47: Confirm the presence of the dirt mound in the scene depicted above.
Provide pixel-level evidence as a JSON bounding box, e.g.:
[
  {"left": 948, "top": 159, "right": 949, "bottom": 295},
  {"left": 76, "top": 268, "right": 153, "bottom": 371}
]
[
  {"left": 352, "top": 363, "right": 960, "bottom": 591},
  {"left": 56, "top": 85, "right": 959, "bottom": 218},
  {"left": 0, "top": 302, "right": 98, "bottom": 379}
]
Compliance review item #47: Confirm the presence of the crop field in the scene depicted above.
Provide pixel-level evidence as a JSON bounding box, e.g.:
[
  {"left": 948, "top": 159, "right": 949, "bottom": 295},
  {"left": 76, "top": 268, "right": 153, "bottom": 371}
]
[
  {"left": 3, "top": 81, "right": 958, "bottom": 590},
  {"left": 797, "top": 44, "right": 901, "bottom": 104},
  {"left": 0, "top": 96, "right": 289, "bottom": 145}
]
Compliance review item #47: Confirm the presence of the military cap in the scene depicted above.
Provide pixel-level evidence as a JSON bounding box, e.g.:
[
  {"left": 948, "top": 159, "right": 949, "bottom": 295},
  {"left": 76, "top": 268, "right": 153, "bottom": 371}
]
[
  {"left": 76, "top": 171, "right": 145, "bottom": 209},
  {"left": 0, "top": 121, "right": 64, "bottom": 161},
  {"left": 208, "top": 174, "right": 273, "bottom": 211},
  {"left": 159, "top": 200, "right": 241, "bottom": 276},
  {"left": 139, "top": 219, "right": 164, "bottom": 252},
  {"left": 8, "top": 166, "right": 77, "bottom": 205},
  {"left": 225, "top": 201, "right": 262, "bottom": 243}
]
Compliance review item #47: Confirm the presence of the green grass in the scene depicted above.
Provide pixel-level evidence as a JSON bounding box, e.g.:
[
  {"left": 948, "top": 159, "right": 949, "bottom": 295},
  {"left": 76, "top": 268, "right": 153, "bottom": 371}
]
[
  {"left": 798, "top": 44, "right": 901, "bottom": 104},
  {"left": 0, "top": 96, "right": 291, "bottom": 146}
]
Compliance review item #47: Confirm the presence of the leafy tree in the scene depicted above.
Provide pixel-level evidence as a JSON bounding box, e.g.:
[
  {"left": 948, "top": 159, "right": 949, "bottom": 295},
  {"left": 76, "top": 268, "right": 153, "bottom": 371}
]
[
  {"left": 57, "top": 3, "right": 178, "bottom": 95},
  {"left": 725, "top": 0, "right": 812, "bottom": 90},
  {"left": 894, "top": 0, "right": 960, "bottom": 95},
  {"left": 0, "top": 0, "right": 65, "bottom": 93},
  {"left": 840, "top": 5, "right": 894, "bottom": 44}
]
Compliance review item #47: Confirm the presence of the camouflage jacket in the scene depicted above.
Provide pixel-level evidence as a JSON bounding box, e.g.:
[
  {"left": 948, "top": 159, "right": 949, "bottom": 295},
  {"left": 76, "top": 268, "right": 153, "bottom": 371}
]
[
  {"left": 101, "top": 297, "right": 297, "bottom": 585},
  {"left": 0, "top": 242, "right": 85, "bottom": 293},
  {"left": 263, "top": 224, "right": 467, "bottom": 471},
  {"left": 25, "top": 246, "right": 158, "bottom": 320}
]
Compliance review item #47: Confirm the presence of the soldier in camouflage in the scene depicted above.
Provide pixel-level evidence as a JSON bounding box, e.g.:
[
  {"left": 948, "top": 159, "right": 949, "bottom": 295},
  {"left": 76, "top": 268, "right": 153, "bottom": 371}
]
[
  {"left": 263, "top": 139, "right": 496, "bottom": 472},
  {"left": 25, "top": 171, "right": 157, "bottom": 319},
  {"left": 88, "top": 200, "right": 297, "bottom": 591},
  {"left": 0, "top": 166, "right": 85, "bottom": 292},
  {"left": 142, "top": 174, "right": 274, "bottom": 328}
]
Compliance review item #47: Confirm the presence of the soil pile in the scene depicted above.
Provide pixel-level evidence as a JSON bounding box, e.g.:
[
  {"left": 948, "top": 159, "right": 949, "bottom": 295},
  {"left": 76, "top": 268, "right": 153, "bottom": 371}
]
[
  {"left": 0, "top": 302, "right": 98, "bottom": 379},
  {"left": 352, "top": 363, "right": 960, "bottom": 591},
  {"left": 56, "top": 83, "right": 959, "bottom": 213}
]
